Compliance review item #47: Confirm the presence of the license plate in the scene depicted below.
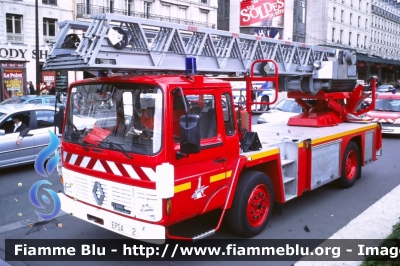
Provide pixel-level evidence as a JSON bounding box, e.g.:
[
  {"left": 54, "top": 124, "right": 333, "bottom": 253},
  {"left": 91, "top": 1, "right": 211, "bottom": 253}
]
[{"left": 110, "top": 220, "right": 140, "bottom": 237}]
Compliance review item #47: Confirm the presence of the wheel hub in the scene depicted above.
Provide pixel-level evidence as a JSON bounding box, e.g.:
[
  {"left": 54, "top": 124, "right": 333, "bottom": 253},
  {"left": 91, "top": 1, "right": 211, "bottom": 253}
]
[
  {"left": 247, "top": 184, "right": 270, "bottom": 227},
  {"left": 345, "top": 150, "right": 357, "bottom": 180}
]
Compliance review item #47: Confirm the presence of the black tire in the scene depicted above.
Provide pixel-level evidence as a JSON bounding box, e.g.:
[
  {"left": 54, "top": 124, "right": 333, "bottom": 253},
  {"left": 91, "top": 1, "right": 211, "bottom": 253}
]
[
  {"left": 260, "top": 96, "right": 270, "bottom": 111},
  {"left": 226, "top": 171, "right": 274, "bottom": 237},
  {"left": 338, "top": 141, "right": 361, "bottom": 188}
]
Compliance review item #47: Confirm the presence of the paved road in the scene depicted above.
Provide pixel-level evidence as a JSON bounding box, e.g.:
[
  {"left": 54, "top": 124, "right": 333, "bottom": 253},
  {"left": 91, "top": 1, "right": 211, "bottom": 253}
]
[{"left": 1, "top": 133, "right": 399, "bottom": 266}]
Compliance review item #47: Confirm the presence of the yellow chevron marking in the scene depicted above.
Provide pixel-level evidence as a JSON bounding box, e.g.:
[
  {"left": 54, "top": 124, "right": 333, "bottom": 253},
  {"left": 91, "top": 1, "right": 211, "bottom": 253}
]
[
  {"left": 247, "top": 148, "right": 280, "bottom": 161},
  {"left": 210, "top": 170, "right": 233, "bottom": 183},
  {"left": 174, "top": 182, "right": 191, "bottom": 193}
]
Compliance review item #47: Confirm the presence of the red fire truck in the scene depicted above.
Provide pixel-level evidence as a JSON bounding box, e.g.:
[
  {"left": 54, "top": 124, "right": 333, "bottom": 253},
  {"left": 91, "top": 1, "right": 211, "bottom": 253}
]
[{"left": 46, "top": 14, "right": 381, "bottom": 242}]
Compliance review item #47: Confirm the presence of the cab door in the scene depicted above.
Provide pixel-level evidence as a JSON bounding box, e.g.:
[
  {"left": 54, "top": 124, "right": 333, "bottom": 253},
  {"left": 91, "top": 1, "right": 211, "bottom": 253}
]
[{"left": 170, "top": 89, "right": 229, "bottom": 223}]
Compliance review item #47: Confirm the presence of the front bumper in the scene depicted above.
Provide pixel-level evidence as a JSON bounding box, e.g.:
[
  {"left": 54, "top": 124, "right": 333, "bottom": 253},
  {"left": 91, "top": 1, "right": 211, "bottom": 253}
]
[
  {"left": 59, "top": 193, "right": 165, "bottom": 243},
  {"left": 381, "top": 125, "right": 400, "bottom": 134}
]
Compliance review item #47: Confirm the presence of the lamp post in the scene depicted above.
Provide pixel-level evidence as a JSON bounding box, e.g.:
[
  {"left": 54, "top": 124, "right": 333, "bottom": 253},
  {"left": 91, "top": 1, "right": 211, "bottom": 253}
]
[{"left": 35, "top": 0, "right": 40, "bottom": 95}]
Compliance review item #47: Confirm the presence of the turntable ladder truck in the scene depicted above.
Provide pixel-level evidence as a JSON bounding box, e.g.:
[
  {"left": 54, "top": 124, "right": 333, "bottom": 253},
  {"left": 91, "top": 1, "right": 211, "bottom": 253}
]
[{"left": 44, "top": 13, "right": 382, "bottom": 242}]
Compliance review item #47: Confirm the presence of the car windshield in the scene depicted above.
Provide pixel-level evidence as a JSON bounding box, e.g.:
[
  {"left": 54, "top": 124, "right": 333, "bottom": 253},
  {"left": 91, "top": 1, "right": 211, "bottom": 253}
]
[
  {"left": 64, "top": 83, "right": 163, "bottom": 155},
  {"left": 0, "top": 112, "right": 6, "bottom": 121},
  {"left": 273, "top": 99, "right": 303, "bottom": 113},
  {"left": 375, "top": 99, "right": 400, "bottom": 112},
  {"left": 0, "top": 98, "right": 26, "bottom": 104}
]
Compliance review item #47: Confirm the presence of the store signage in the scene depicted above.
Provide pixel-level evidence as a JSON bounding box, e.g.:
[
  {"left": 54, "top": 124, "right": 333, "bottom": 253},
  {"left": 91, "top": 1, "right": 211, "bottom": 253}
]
[
  {"left": 0, "top": 45, "right": 49, "bottom": 61},
  {"left": 240, "top": 0, "right": 285, "bottom": 27}
]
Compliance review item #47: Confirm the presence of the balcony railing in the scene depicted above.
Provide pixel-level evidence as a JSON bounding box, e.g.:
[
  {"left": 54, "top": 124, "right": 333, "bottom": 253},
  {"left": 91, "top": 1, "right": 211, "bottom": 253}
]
[
  {"left": 7, "top": 33, "right": 24, "bottom": 44},
  {"left": 76, "top": 3, "right": 215, "bottom": 29}
]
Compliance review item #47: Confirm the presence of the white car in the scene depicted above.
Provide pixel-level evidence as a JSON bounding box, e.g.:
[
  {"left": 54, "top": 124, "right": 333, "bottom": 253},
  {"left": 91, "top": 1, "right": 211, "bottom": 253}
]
[
  {"left": 0, "top": 104, "right": 62, "bottom": 168},
  {"left": 257, "top": 98, "right": 303, "bottom": 124}
]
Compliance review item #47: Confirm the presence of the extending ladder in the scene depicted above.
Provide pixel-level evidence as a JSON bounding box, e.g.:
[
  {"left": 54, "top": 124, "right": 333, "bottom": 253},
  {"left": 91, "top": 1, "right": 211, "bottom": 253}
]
[{"left": 44, "top": 13, "right": 345, "bottom": 78}]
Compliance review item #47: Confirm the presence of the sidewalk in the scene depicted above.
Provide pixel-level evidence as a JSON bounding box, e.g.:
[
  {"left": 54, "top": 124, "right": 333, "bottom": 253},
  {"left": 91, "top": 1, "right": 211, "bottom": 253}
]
[{"left": 295, "top": 183, "right": 400, "bottom": 266}]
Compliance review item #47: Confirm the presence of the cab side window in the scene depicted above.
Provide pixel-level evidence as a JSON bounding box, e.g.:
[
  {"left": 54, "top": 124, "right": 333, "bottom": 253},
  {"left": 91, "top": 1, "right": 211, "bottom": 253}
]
[
  {"left": 222, "top": 93, "right": 235, "bottom": 136},
  {"left": 173, "top": 94, "right": 217, "bottom": 142},
  {"left": 35, "top": 110, "right": 55, "bottom": 129}
]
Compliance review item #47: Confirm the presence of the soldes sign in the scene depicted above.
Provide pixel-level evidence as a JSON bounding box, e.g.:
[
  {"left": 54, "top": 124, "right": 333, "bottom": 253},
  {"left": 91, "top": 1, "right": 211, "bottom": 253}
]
[{"left": 240, "top": 0, "right": 285, "bottom": 27}]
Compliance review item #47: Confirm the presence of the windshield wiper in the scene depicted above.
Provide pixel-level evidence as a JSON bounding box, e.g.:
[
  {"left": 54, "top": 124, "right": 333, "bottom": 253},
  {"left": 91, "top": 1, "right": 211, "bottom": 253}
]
[
  {"left": 110, "top": 142, "right": 133, "bottom": 159},
  {"left": 96, "top": 140, "right": 133, "bottom": 159}
]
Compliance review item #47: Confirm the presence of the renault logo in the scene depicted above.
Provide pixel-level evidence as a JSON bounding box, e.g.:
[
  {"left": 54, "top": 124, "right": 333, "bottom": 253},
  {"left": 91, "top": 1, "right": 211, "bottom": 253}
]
[{"left": 92, "top": 181, "right": 105, "bottom": 206}]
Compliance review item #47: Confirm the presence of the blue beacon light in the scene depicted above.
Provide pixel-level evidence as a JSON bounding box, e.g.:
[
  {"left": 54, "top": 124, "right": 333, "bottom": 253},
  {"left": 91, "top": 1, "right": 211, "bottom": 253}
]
[{"left": 185, "top": 57, "right": 197, "bottom": 75}]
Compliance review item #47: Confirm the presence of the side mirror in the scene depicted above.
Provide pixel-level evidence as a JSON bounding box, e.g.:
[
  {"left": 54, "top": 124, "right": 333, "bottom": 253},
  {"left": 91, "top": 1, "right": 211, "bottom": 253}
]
[
  {"left": 0, "top": 129, "right": 5, "bottom": 136},
  {"left": 179, "top": 114, "right": 200, "bottom": 156}
]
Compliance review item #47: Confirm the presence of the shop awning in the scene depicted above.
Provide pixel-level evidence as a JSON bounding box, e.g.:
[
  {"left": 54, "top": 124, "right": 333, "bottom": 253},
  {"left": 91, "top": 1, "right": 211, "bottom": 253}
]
[{"left": 357, "top": 54, "right": 400, "bottom": 66}]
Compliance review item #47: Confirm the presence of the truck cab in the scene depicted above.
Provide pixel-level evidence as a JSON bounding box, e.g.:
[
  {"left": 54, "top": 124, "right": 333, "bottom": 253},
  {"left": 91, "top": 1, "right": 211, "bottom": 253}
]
[{"left": 60, "top": 74, "right": 241, "bottom": 239}]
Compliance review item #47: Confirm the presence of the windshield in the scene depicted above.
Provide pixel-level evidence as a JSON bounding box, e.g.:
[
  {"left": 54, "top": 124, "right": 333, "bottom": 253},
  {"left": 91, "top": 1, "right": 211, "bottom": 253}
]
[
  {"left": 375, "top": 98, "right": 400, "bottom": 112},
  {"left": 64, "top": 83, "right": 163, "bottom": 155}
]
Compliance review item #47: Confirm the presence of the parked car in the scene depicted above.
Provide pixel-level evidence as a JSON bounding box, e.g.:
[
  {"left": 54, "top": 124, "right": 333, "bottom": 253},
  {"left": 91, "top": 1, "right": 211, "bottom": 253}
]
[
  {"left": 257, "top": 98, "right": 303, "bottom": 124},
  {"left": 0, "top": 95, "right": 63, "bottom": 107},
  {"left": 0, "top": 104, "right": 62, "bottom": 169},
  {"left": 363, "top": 92, "right": 400, "bottom": 134}
]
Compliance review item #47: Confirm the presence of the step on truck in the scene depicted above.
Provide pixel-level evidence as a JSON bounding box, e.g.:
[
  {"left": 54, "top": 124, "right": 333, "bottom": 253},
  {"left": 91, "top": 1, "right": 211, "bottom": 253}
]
[{"left": 45, "top": 13, "right": 382, "bottom": 242}]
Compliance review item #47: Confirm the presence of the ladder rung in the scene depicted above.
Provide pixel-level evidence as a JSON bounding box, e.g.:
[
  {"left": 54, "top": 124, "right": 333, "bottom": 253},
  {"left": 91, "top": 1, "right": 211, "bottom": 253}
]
[
  {"left": 193, "top": 229, "right": 215, "bottom": 241},
  {"left": 281, "top": 159, "right": 294, "bottom": 166},
  {"left": 283, "top": 176, "right": 295, "bottom": 184},
  {"left": 285, "top": 194, "right": 297, "bottom": 202}
]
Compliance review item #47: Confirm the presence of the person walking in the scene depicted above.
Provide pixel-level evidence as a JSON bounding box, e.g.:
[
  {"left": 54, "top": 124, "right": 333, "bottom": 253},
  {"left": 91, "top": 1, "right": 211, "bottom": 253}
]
[
  {"left": 28, "top": 81, "right": 35, "bottom": 95},
  {"left": 49, "top": 82, "right": 56, "bottom": 95}
]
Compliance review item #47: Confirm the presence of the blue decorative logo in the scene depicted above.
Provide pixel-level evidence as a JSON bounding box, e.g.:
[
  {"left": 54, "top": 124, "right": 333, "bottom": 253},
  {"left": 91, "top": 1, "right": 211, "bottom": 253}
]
[
  {"left": 29, "top": 180, "right": 61, "bottom": 220},
  {"left": 30, "top": 130, "right": 62, "bottom": 220},
  {"left": 34, "top": 130, "right": 60, "bottom": 177}
]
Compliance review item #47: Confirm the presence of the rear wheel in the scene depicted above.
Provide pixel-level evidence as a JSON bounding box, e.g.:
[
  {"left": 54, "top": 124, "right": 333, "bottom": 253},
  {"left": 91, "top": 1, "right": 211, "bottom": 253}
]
[
  {"left": 226, "top": 171, "right": 274, "bottom": 237},
  {"left": 339, "top": 141, "right": 361, "bottom": 188}
]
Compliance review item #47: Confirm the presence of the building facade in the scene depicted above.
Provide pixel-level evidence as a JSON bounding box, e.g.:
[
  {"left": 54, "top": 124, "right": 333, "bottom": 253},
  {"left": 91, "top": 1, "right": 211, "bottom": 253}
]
[
  {"left": 76, "top": 0, "right": 218, "bottom": 29},
  {"left": 1, "top": 0, "right": 218, "bottom": 101},
  {"left": 218, "top": 0, "right": 400, "bottom": 83},
  {"left": 0, "top": 0, "right": 74, "bottom": 101}
]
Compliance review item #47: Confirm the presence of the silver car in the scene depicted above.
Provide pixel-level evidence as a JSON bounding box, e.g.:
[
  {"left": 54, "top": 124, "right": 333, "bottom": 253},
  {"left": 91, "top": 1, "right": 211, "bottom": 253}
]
[{"left": 0, "top": 104, "right": 60, "bottom": 168}]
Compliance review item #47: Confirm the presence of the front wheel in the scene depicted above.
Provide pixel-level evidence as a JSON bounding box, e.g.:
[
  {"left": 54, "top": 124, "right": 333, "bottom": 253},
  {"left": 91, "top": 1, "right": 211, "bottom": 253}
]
[
  {"left": 338, "top": 141, "right": 361, "bottom": 188},
  {"left": 226, "top": 171, "right": 274, "bottom": 237}
]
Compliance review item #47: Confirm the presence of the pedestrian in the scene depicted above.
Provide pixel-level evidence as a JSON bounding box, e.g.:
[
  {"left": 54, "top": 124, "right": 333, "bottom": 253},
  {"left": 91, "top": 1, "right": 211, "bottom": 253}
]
[
  {"left": 40, "top": 83, "right": 49, "bottom": 95},
  {"left": 49, "top": 82, "right": 56, "bottom": 95},
  {"left": 28, "top": 81, "right": 35, "bottom": 95}
]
